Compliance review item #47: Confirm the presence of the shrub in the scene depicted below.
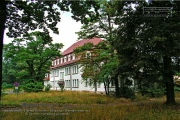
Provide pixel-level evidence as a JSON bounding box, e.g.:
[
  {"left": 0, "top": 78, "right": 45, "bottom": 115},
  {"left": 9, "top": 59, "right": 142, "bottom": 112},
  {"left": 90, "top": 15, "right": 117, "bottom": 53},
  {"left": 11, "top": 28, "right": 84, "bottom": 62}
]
[
  {"left": 44, "top": 84, "right": 52, "bottom": 92},
  {"left": 140, "top": 83, "right": 165, "bottom": 98},
  {"left": 119, "top": 87, "right": 135, "bottom": 99},
  {"left": 2, "top": 82, "right": 13, "bottom": 89},
  {"left": 23, "top": 82, "right": 43, "bottom": 92},
  {"left": 174, "top": 84, "right": 180, "bottom": 93}
]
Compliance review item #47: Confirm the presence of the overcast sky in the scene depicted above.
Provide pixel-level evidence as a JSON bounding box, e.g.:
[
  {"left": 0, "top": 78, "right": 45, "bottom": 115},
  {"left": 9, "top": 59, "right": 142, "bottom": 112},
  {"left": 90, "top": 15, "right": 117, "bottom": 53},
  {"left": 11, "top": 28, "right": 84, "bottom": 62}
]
[{"left": 3, "top": 11, "right": 82, "bottom": 52}]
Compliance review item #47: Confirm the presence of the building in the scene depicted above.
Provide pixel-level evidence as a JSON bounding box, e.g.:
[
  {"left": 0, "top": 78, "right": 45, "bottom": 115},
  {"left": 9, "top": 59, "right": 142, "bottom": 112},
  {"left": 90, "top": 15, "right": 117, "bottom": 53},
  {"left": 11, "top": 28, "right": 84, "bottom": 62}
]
[{"left": 43, "top": 38, "right": 107, "bottom": 92}]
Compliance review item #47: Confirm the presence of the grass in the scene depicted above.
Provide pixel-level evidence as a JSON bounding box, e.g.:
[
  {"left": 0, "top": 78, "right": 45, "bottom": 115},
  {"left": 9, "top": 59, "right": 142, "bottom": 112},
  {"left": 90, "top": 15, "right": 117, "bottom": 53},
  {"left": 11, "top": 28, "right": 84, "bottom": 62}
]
[{"left": 0, "top": 91, "right": 180, "bottom": 120}]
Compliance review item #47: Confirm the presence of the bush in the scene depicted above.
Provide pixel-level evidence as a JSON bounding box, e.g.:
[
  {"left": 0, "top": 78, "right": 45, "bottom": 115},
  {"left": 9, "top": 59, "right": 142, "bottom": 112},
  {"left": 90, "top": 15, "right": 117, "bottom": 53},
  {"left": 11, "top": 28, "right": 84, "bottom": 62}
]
[
  {"left": 44, "top": 84, "right": 52, "bottom": 92},
  {"left": 140, "top": 83, "right": 165, "bottom": 98},
  {"left": 23, "top": 82, "right": 43, "bottom": 92},
  {"left": 2, "top": 82, "right": 13, "bottom": 89},
  {"left": 174, "top": 84, "right": 180, "bottom": 93},
  {"left": 119, "top": 87, "right": 135, "bottom": 99}
]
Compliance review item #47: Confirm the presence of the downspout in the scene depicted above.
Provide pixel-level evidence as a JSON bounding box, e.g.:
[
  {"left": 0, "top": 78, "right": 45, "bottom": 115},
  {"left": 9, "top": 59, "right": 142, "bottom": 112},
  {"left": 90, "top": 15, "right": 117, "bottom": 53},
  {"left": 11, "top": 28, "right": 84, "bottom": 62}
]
[{"left": 70, "top": 66, "right": 72, "bottom": 91}]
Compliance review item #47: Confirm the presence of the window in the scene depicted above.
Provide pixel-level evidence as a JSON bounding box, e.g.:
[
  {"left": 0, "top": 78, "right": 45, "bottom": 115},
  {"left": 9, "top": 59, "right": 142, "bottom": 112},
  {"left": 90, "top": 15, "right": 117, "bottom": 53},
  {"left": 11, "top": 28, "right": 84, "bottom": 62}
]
[
  {"left": 64, "top": 56, "right": 67, "bottom": 62},
  {"left": 45, "top": 74, "right": 48, "bottom": 78},
  {"left": 72, "top": 54, "right": 75, "bottom": 60},
  {"left": 60, "top": 72, "right": 64, "bottom": 79},
  {"left": 50, "top": 71, "right": 53, "bottom": 77},
  {"left": 71, "top": 55, "right": 73, "bottom": 61},
  {"left": 72, "top": 65, "right": 78, "bottom": 74},
  {"left": 59, "top": 59, "right": 61, "bottom": 64},
  {"left": 77, "top": 79, "right": 79, "bottom": 87},
  {"left": 65, "top": 80, "right": 70, "bottom": 88},
  {"left": 74, "top": 79, "right": 76, "bottom": 87},
  {"left": 72, "top": 79, "right": 79, "bottom": 88},
  {"left": 55, "top": 70, "right": 59, "bottom": 77},
  {"left": 68, "top": 55, "right": 71, "bottom": 62},
  {"left": 57, "top": 59, "right": 59, "bottom": 64},
  {"left": 65, "top": 67, "right": 70, "bottom": 75},
  {"left": 69, "top": 80, "right": 70, "bottom": 87},
  {"left": 51, "top": 71, "right": 55, "bottom": 77}
]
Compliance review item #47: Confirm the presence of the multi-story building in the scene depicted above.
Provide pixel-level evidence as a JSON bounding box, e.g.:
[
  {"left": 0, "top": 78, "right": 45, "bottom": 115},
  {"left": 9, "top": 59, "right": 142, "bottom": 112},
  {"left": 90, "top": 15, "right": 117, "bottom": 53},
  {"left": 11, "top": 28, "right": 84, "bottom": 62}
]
[{"left": 43, "top": 38, "right": 106, "bottom": 92}]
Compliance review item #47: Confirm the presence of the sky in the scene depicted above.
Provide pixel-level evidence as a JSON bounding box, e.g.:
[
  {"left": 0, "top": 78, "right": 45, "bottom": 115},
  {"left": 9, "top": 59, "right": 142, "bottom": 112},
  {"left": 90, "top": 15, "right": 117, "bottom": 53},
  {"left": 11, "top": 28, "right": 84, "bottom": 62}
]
[{"left": 3, "top": 11, "right": 82, "bottom": 52}]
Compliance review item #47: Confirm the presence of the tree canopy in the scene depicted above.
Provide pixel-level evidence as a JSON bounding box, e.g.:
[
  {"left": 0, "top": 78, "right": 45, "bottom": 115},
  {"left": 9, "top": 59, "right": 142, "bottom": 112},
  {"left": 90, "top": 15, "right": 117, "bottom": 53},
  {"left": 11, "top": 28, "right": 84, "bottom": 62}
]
[
  {"left": 0, "top": 0, "right": 101, "bottom": 101},
  {"left": 73, "top": 0, "right": 180, "bottom": 104},
  {"left": 3, "top": 31, "right": 63, "bottom": 84}
]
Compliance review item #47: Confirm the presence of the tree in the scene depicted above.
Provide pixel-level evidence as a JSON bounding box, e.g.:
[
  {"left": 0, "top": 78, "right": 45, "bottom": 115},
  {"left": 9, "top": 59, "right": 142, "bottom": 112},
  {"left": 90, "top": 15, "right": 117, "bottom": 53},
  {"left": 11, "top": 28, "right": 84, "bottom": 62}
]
[
  {"left": 75, "top": 0, "right": 122, "bottom": 96},
  {"left": 71, "top": 0, "right": 180, "bottom": 104},
  {"left": 0, "top": 0, "right": 66, "bottom": 101},
  {"left": 74, "top": 42, "right": 105, "bottom": 93},
  {"left": 74, "top": 41, "right": 118, "bottom": 94},
  {"left": 114, "top": 1, "right": 180, "bottom": 104},
  {"left": 3, "top": 31, "right": 63, "bottom": 84},
  {"left": 0, "top": 0, "right": 101, "bottom": 101}
]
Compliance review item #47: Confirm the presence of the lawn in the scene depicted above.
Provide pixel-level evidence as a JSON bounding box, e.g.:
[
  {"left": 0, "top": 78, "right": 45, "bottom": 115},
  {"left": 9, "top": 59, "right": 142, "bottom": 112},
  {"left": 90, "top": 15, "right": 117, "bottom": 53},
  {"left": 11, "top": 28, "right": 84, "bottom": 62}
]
[{"left": 0, "top": 91, "right": 180, "bottom": 120}]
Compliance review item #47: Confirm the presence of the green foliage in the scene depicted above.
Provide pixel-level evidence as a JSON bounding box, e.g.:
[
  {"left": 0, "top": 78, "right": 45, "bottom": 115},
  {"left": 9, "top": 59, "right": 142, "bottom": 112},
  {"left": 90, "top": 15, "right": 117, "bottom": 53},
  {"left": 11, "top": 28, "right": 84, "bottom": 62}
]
[
  {"left": 118, "top": 87, "right": 135, "bottom": 99},
  {"left": 23, "top": 82, "right": 43, "bottom": 92},
  {"left": 2, "top": 82, "right": 13, "bottom": 89},
  {"left": 44, "top": 84, "right": 52, "bottom": 92},
  {"left": 60, "top": 85, "right": 65, "bottom": 92},
  {"left": 174, "top": 85, "right": 180, "bottom": 93},
  {"left": 73, "top": 0, "right": 180, "bottom": 104},
  {"left": 3, "top": 31, "right": 63, "bottom": 82},
  {"left": 140, "top": 83, "right": 165, "bottom": 98}
]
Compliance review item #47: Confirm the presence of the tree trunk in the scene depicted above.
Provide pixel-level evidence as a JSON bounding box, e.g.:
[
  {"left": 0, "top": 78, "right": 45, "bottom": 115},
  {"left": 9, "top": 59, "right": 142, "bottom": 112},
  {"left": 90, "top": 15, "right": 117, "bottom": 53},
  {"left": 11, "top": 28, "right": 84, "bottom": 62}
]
[
  {"left": 163, "top": 56, "right": 176, "bottom": 105},
  {"left": 104, "top": 81, "right": 108, "bottom": 95},
  {"left": 114, "top": 73, "right": 120, "bottom": 97},
  {"left": 0, "top": 0, "right": 7, "bottom": 102},
  {"left": 107, "top": 79, "right": 110, "bottom": 94},
  {"left": 94, "top": 79, "right": 97, "bottom": 93}
]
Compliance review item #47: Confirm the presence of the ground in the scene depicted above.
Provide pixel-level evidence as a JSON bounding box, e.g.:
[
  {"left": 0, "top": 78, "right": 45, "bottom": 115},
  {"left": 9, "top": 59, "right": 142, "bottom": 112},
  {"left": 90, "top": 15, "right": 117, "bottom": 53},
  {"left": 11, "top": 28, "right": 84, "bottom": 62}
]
[{"left": 0, "top": 90, "right": 180, "bottom": 120}]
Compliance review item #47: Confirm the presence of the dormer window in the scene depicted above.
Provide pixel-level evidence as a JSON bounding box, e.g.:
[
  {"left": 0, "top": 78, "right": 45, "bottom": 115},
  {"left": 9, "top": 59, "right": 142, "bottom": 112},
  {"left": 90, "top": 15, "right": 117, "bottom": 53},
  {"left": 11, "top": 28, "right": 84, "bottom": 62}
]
[
  {"left": 57, "top": 59, "right": 59, "bottom": 64},
  {"left": 72, "top": 54, "right": 75, "bottom": 60},
  {"left": 68, "top": 55, "right": 71, "bottom": 62},
  {"left": 71, "top": 55, "right": 73, "bottom": 60},
  {"left": 64, "top": 56, "right": 67, "bottom": 62},
  {"left": 59, "top": 59, "right": 61, "bottom": 64}
]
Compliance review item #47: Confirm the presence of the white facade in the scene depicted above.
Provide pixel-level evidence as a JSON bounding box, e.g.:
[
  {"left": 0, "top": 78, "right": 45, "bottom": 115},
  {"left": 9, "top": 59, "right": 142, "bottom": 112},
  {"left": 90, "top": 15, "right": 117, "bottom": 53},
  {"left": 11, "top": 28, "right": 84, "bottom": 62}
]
[
  {"left": 44, "top": 38, "right": 106, "bottom": 92},
  {"left": 45, "top": 63, "right": 105, "bottom": 92}
]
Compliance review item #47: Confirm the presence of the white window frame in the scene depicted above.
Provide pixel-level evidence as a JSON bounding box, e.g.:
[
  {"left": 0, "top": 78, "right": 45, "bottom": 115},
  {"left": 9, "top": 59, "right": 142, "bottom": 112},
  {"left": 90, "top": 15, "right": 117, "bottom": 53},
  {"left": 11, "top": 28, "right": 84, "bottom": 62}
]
[{"left": 72, "top": 54, "right": 75, "bottom": 60}]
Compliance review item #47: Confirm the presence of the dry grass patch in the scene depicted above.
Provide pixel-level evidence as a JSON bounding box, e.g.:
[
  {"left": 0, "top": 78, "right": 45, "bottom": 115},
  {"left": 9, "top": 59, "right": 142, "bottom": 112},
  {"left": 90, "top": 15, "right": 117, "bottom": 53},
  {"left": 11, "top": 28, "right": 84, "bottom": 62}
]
[{"left": 0, "top": 91, "right": 180, "bottom": 120}]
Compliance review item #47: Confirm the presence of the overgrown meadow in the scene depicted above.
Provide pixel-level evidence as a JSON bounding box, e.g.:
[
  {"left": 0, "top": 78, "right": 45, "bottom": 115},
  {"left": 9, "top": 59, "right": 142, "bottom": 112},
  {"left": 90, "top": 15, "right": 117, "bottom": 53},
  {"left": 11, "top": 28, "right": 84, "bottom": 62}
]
[{"left": 0, "top": 91, "right": 180, "bottom": 120}]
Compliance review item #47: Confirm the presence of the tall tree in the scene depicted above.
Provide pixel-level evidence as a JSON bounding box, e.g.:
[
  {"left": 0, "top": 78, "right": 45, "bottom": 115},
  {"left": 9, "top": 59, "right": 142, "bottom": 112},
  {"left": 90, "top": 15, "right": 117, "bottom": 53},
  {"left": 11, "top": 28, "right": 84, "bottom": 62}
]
[
  {"left": 0, "top": 0, "right": 66, "bottom": 101},
  {"left": 3, "top": 31, "right": 63, "bottom": 83},
  {"left": 0, "top": 0, "right": 101, "bottom": 101},
  {"left": 71, "top": 0, "right": 180, "bottom": 104},
  {"left": 114, "top": 1, "right": 180, "bottom": 104},
  {"left": 74, "top": 41, "right": 118, "bottom": 94},
  {"left": 75, "top": 0, "right": 122, "bottom": 96}
]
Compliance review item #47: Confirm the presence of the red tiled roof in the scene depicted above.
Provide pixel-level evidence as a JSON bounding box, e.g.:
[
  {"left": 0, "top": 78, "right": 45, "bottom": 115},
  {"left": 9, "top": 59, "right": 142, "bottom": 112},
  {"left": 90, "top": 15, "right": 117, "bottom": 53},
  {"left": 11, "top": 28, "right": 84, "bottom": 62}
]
[
  {"left": 50, "top": 37, "right": 102, "bottom": 69},
  {"left": 62, "top": 38, "right": 102, "bottom": 56}
]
